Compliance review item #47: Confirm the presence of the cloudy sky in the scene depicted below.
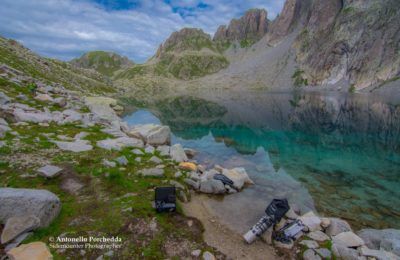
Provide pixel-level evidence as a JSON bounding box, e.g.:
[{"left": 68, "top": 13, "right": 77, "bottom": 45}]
[{"left": 0, "top": 0, "right": 285, "bottom": 63}]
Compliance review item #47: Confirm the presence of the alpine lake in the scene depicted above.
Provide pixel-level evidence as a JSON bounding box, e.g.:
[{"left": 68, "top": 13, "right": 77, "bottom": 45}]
[{"left": 122, "top": 90, "right": 400, "bottom": 233}]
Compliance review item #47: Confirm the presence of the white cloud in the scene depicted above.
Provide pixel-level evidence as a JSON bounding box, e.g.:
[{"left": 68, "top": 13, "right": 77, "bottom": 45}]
[{"left": 0, "top": 0, "right": 285, "bottom": 63}]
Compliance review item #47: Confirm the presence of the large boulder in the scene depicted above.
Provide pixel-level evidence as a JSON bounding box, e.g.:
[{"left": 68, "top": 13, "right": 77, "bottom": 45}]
[
  {"left": 221, "top": 167, "right": 253, "bottom": 190},
  {"left": 7, "top": 241, "right": 52, "bottom": 260},
  {"left": 84, "top": 96, "right": 119, "bottom": 122},
  {"left": 128, "top": 124, "right": 171, "bottom": 146},
  {"left": 357, "top": 229, "right": 400, "bottom": 257},
  {"left": 13, "top": 109, "right": 53, "bottom": 123},
  {"left": 0, "top": 188, "right": 61, "bottom": 227},
  {"left": 97, "top": 137, "right": 144, "bottom": 151}
]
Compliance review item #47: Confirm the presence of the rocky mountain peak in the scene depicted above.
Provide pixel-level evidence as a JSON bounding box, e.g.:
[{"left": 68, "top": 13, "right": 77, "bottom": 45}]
[
  {"left": 156, "top": 28, "right": 213, "bottom": 57},
  {"left": 268, "top": 0, "right": 312, "bottom": 43},
  {"left": 70, "top": 51, "right": 134, "bottom": 77},
  {"left": 213, "top": 8, "right": 269, "bottom": 45}
]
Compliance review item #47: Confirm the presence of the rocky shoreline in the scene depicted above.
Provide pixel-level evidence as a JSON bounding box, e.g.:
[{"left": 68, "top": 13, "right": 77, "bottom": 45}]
[{"left": 1, "top": 65, "right": 400, "bottom": 260}]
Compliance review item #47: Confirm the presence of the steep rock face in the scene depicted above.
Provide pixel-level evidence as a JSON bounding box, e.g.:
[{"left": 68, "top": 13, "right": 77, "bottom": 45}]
[
  {"left": 153, "top": 28, "right": 228, "bottom": 80},
  {"left": 268, "top": 0, "right": 311, "bottom": 43},
  {"left": 294, "top": 0, "right": 400, "bottom": 89},
  {"left": 71, "top": 51, "right": 134, "bottom": 77},
  {"left": 213, "top": 9, "right": 269, "bottom": 46}
]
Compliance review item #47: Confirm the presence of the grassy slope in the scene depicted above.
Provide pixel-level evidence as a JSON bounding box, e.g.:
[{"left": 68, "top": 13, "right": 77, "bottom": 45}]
[{"left": 0, "top": 37, "right": 114, "bottom": 95}]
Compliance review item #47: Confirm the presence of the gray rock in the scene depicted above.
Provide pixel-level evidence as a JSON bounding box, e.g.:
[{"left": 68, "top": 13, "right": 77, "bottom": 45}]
[
  {"left": 1, "top": 215, "right": 40, "bottom": 244},
  {"left": 0, "top": 118, "right": 8, "bottom": 126},
  {"left": 199, "top": 179, "right": 226, "bottom": 194},
  {"left": 357, "top": 229, "right": 400, "bottom": 257},
  {"left": 54, "top": 140, "right": 93, "bottom": 152},
  {"left": 0, "top": 91, "right": 11, "bottom": 105},
  {"left": 37, "top": 165, "right": 63, "bottom": 178},
  {"left": 4, "top": 232, "right": 32, "bottom": 252},
  {"left": 221, "top": 167, "right": 253, "bottom": 190},
  {"left": 0, "top": 188, "right": 61, "bottom": 227},
  {"left": 170, "top": 144, "right": 188, "bottom": 162},
  {"left": 74, "top": 132, "right": 88, "bottom": 140},
  {"left": 315, "top": 248, "right": 332, "bottom": 259},
  {"left": 202, "top": 251, "right": 216, "bottom": 260},
  {"left": 13, "top": 109, "right": 53, "bottom": 123},
  {"left": 97, "top": 137, "right": 143, "bottom": 151},
  {"left": 360, "top": 246, "right": 399, "bottom": 260},
  {"left": 60, "top": 179, "right": 84, "bottom": 195},
  {"left": 135, "top": 157, "right": 142, "bottom": 163},
  {"left": 129, "top": 124, "right": 171, "bottom": 146},
  {"left": 102, "top": 159, "right": 116, "bottom": 168},
  {"left": 191, "top": 249, "right": 201, "bottom": 257},
  {"left": 184, "top": 178, "right": 200, "bottom": 190},
  {"left": 115, "top": 156, "right": 128, "bottom": 166},
  {"left": 131, "top": 148, "right": 144, "bottom": 155},
  {"left": 326, "top": 218, "right": 352, "bottom": 236},
  {"left": 300, "top": 240, "right": 320, "bottom": 249},
  {"left": 16, "top": 94, "right": 28, "bottom": 101},
  {"left": 156, "top": 145, "right": 170, "bottom": 156},
  {"left": 145, "top": 145, "right": 155, "bottom": 154},
  {"left": 169, "top": 180, "right": 185, "bottom": 190},
  {"left": 309, "top": 230, "right": 330, "bottom": 242},
  {"left": 0, "top": 124, "right": 11, "bottom": 138},
  {"left": 149, "top": 156, "right": 162, "bottom": 164},
  {"left": 303, "top": 249, "right": 322, "bottom": 260},
  {"left": 141, "top": 168, "right": 164, "bottom": 177},
  {"left": 299, "top": 211, "right": 322, "bottom": 232},
  {"left": 333, "top": 231, "right": 365, "bottom": 248},
  {"left": 174, "top": 171, "right": 182, "bottom": 178},
  {"left": 332, "top": 243, "right": 360, "bottom": 260},
  {"left": 184, "top": 148, "right": 197, "bottom": 158}
]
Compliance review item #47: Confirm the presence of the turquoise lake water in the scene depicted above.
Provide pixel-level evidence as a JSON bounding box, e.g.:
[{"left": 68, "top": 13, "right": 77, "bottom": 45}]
[{"left": 123, "top": 91, "right": 400, "bottom": 230}]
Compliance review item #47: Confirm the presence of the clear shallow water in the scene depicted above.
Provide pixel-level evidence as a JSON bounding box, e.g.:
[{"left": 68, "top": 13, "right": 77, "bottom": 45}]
[{"left": 123, "top": 92, "right": 400, "bottom": 230}]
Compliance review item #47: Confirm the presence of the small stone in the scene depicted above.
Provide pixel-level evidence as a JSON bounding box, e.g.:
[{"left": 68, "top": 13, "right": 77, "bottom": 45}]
[
  {"left": 169, "top": 180, "right": 185, "bottom": 190},
  {"left": 104, "top": 250, "right": 114, "bottom": 257},
  {"left": 54, "top": 140, "right": 93, "bottom": 152},
  {"left": 315, "top": 248, "right": 331, "bottom": 259},
  {"left": 179, "top": 162, "right": 197, "bottom": 171},
  {"left": 141, "top": 168, "right": 164, "bottom": 177},
  {"left": 303, "top": 249, "right": 321, "bottom": 260},
  {"left": 35, "top": 94, "right": 53, "bottom": 102},
  {"left": 135, "top": 157, "right": 142, "bottom": 163},
  {"left": 149, "top": 156, "right": 162, "bottom": 164},
  {"left": 174, "top": 171, "right": 182, "bottom": 178},
  {"left": 145, "top": 145, "right": 155, "bottom": 154},
  {"left": 332, "top": 243, "right": 360, "bottom": 259},
  {"left": 7, "top": 242, "right": 52, "bottom": 259},
  {"left": 191, "top": 249, "right": 201, "bottom": 257},
  {"left": 299, "top": 211, "right": 322, "bottom": 232},
  {"left": 1, "top": 215, "right": 40, "bottom": 244},
  {"left": 184, "top": 148, "right": 197, "bottom": 158},
  {"left": 332, "top": 231, "right": 365, "bottom": 248},
  {"left": 275, "top": 240, "right": 294, "bottom": 249},
  {"left": 202, "top": 251, "right": 216, "bottom": 260},
  {"left": 261, "top": 229, "right": 273, "bottom": 245},
  {"left": 131, "top": 148, "right": 144, "bottom": 155},
  {"left": 320, "top": 218, "right": 331, "bottom": 229},
  {"left": 199, "top": 179, "right": 226, "bottom": 194},
  {"left": 308, "top": 230, "right": 330, "bottom": 242},
  {"left": 37, "top": 165, "right": 63, "bottom": 178},
  {"left": 115, "top": 156, "right": 128, "bottom": 166},
  {"left": 102, "top": 159, "right": 116, "bottom": 168},
  {"left": 184, "top": 178, "right": 200, "bottom": 190},
  {"left": 300, "top": 240, "right": 319, "bottom": 249},
  {"left": 156, "top": 145, "right": 170, "bottom": 156}
]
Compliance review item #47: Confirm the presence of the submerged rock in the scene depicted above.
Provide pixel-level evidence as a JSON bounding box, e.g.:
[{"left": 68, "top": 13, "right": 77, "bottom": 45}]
[
  {"left": 0, "top": 188, "right": 61, "bottom": 227},
  {"left": 357, "top": 229, "right": 400, "bottom": 256}
]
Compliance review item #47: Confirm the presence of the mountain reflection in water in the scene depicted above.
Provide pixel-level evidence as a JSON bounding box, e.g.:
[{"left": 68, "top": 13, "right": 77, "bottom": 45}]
[{"left": 123, "top": 92, "right": 400, "bottom": 230}]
